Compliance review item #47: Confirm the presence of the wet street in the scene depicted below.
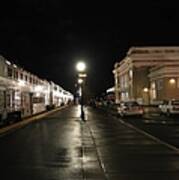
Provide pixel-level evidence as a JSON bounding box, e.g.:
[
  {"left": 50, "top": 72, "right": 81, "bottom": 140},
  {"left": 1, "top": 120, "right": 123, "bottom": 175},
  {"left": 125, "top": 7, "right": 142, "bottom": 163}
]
[
  {"left": 1, "top": 106, "right": 179, "bottom": 179},
  {"left": 125, "top": 115, "right": 179, "bottom": 148}
]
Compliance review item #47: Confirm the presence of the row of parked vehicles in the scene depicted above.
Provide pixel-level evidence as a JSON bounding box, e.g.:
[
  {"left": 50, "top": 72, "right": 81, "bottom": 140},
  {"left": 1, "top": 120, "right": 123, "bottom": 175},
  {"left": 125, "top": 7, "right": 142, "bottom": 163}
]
[
  {"left": 159, "top": 99, "right": 179, "bottom": 116},
  {"left": 92, "top": 99, "right": 144, "bottom": 117},
  {"left": 112, "top": 101, "right": 144, "bottom": 117},
  {"left": 95, "top": 99, "right": 179, "bottom": 117},
  {"left": 0, "top": 55, "right": 73, "bottom": 125}
]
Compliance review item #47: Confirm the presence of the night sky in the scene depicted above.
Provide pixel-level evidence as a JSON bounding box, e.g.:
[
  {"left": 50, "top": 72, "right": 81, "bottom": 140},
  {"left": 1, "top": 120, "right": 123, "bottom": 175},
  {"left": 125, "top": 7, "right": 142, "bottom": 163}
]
[{"left": 0, "top": 1, "right": 179, "bottom": 95}]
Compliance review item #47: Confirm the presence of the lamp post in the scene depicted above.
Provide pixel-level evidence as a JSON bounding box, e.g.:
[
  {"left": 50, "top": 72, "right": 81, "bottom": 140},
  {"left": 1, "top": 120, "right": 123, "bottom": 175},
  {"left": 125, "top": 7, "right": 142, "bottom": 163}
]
[{"left": 76, "top": 62, "right": 87, "bottom": 120}]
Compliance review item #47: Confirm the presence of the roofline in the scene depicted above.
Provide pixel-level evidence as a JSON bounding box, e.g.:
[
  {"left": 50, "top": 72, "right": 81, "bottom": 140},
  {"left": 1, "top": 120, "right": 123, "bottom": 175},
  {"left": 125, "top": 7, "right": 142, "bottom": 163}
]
[{"left": 127, "top": 46, "right": 179, "bottom": 55}]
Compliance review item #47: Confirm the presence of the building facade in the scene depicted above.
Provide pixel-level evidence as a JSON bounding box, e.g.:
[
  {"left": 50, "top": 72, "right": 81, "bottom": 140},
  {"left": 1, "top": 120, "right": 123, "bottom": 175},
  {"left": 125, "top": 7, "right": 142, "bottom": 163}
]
[{"left": 113, "top": 47, "right": 179, "bottom": 104}]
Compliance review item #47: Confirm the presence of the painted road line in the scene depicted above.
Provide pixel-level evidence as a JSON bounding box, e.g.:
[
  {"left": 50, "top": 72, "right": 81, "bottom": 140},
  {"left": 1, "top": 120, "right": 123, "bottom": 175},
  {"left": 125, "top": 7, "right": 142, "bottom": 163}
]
[{"left": 0, "top": 106, "right": 67, "bottom": 136}]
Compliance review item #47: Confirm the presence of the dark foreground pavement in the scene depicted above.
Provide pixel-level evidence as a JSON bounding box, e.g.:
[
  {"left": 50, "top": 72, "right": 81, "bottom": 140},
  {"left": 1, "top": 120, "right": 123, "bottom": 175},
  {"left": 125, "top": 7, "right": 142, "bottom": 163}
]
[{"left": 1, "top": 106, "right": 179, "bottom": 180}]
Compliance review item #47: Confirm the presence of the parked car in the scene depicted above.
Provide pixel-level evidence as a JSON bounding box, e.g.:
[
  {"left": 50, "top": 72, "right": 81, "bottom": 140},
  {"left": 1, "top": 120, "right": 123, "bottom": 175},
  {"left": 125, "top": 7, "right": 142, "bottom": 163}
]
[
  {"left": 159, "top": 99, "right": 179, "bottom": 116},
  {"left": 110, "top": 103, "right": 121, "bottom": 114},
  {"left": 117, "top": 101, "right": 144, "bottom": 117}
]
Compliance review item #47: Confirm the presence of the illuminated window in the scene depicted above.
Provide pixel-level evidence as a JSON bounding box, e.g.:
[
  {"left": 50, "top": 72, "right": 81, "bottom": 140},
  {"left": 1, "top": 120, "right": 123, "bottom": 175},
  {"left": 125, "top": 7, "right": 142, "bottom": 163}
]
[
  {"left": 169, "top": 78, "right": 176, "bottom": 85},
  {"left": 151, "top": 82, "right": 156, "bottom": 99},
  {"left": 121, "top": 92, "right": 129, "bottom": 101}
]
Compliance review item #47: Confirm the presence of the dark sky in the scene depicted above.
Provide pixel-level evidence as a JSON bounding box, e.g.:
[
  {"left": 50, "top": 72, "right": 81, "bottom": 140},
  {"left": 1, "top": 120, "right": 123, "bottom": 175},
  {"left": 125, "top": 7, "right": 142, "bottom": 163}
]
[{"left": 0, "top": 1, "right": 179, "bottom": 95}]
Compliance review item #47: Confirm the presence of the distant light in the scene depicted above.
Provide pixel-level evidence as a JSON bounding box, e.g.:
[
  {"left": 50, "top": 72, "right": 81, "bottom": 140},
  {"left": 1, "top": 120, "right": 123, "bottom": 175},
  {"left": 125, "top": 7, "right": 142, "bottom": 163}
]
[
  {"left": 76, "top": 62, "right": 86, "bottom": 72},
  {"left": 143, "top": 88, "right": 149, "bottom": 92},
  {"left": 78, "top": 78, "right": 83, "bottom": 84},
  {"left": 78, "top": 73, "right": 87, "bottom": 78},
  {"left": 107, "top": 87, "right": 115, "bottom": 93},
  {"left": 18, "top": 80, "right": 25, "bottom": 86},
  {"left": 13, "top": 64, "right": 17, "bottom": 68},
  {"left": 129, "top": 69, "right": 133, "bottom": 78},
  {"left": 35, "top": 85, "right": 43, "bottom": 92},
  {"left": 36, "top": 92, "right": 41, "bottom": 97},
  {"left": 5, "top": 60, "right": 11, "bottom": 65},
  {"left": 169, "top": 78, "right": 176, "bottom": 84}
]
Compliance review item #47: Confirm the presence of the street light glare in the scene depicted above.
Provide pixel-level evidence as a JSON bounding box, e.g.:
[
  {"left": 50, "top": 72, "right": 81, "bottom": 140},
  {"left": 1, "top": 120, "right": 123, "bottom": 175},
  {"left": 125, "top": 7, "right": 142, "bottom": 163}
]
[
  {"left": 76, "top": 62, "right": 86, "bottom": 72},
  {"left": 78, "top": 78, "right": 83, "bottom": 84}
]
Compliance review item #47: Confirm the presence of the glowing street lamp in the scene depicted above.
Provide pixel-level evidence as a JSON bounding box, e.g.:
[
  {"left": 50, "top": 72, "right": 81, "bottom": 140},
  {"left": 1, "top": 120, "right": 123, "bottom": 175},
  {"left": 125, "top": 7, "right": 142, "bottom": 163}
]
[
  {"left": 76, "top": 61, "right": 87, "bottom": 121},
  {"left": 76, "top": 61, "right": 86, "bottom": 72},
  {"left": 169, "top": 78, "right": 176, "bottom": 84},
  {"left": 78, "top": 78, "right": 83, "bottom": 84},
  {"left": 78, "top": 73, "right": 87, "bottom": 78}
]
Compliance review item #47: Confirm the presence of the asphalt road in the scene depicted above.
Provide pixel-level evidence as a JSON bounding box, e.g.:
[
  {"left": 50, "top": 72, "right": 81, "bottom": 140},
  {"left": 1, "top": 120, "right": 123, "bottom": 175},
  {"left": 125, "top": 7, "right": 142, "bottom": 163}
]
[
  {"left": 124, "top": 114, "right": 179, "bottom": 148},
  {"left": 1, "top": 106, "right": 179, "bottom": 179}
]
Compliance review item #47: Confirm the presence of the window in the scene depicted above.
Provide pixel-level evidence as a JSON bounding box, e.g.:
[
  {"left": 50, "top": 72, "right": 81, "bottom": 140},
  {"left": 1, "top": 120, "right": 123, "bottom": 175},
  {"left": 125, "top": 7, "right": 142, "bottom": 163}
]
[
  {"left": 20, "top": 73, "right": 23, "bottom": 80},
  {"left": 14, "top": 71, "right": 18, "bottom": 79},
  {"left": 30, "top": 77, "right": 32, "bottom": 83},
  {"left": 7, "top": 67, "right": 13, "bottom": 77},
  {"left": 121, "top": 92, "right": 129, "bottom": 101},
  {"left": 33, "top": 78, "right": 36, "bottom": 84},
  {"left": 33, "top": 97, "right": 45, "bottom": 104},
  {"left": 157, "top": 79, "right": 163, "bottom": 90},
  {"left": 25, "top": 75, "right": 28, "bottom": 82}
]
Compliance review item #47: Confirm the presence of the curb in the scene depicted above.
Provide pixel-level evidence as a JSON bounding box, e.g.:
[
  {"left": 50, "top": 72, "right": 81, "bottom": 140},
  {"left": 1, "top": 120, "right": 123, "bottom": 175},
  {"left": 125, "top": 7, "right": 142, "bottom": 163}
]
[{"left": 0, "top": 105, "right": 67, "bottom": 137}]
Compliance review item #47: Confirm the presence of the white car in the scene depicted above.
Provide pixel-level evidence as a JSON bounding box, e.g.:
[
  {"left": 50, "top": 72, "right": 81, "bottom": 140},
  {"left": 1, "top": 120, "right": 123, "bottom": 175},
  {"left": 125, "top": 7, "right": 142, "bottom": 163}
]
[
  {"left": 159, "top": 100, "right": 179, "bottom": 116},
  {"left": 117, "top": 101, "right": 144, "bottom": 117}
]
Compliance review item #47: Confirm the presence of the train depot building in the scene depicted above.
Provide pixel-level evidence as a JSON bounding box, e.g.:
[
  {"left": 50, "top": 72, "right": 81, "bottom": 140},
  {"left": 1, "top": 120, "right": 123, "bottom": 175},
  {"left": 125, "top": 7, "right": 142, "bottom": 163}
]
[{"left": 113, "top": 47, "right": 179, "bottom": 105}]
